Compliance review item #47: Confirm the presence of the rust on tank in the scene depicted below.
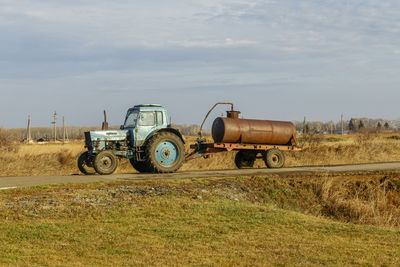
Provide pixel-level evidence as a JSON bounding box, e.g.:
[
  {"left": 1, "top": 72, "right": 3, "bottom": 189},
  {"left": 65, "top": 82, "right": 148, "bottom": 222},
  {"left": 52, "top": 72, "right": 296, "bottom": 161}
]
[{"left": 212, "top": 115, "right": 297, "bottom": 146}]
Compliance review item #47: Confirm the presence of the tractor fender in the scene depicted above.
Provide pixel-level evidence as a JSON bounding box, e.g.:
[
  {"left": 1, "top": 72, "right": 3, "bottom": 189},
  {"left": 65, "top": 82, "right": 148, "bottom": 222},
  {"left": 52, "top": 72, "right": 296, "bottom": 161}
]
[{"left": 145, "top": 128, "right": 185, "bottom": 145}]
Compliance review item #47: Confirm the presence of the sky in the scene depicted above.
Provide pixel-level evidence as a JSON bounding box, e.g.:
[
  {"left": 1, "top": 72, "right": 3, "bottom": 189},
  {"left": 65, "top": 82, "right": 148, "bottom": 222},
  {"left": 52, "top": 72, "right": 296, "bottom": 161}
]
[{"left": 1, "top": 0, "right": 400, "bottom": 128}]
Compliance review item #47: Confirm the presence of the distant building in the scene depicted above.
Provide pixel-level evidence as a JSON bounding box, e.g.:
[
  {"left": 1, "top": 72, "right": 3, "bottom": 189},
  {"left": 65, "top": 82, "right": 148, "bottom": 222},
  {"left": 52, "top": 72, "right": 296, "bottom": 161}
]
[{"left": 336, "top": 130, "right": 349, "bottom": 135}]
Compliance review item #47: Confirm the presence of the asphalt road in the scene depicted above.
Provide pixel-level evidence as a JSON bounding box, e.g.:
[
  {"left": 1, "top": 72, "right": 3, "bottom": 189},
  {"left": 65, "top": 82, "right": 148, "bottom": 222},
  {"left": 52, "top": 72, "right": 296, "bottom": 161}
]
[{"left": 1, "top": 162, "right": 400, "bottom": 189}]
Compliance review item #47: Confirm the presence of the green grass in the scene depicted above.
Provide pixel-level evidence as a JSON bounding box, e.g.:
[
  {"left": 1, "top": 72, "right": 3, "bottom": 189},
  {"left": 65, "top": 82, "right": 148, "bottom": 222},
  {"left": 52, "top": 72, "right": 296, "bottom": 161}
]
[
  {"left": 325, "top": 137, "right": 343, "bottom": 142},
  {"left": 0, "top": 178, "right": 399, "bottom": 266},
  {"left": 387, "top": 135, "right": 400, "bottom": 140}
]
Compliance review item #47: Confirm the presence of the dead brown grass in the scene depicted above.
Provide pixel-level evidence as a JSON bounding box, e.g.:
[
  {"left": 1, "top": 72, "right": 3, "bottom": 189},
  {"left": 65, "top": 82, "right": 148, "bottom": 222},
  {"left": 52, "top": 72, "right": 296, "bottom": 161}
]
[
  {"left": 0, "top": 128, "right": 18, "bottom": 153},
  {"left": 317, "top": 176, "right": 400, "bottom": 226},
  {"left": 286, "top": 133, "right": 400, "bottom": 166},
  {"left": 242, "top": 173, "right": 400, "bottom": 227},
  {"left": 1, "top": 133, "right": 400, "bottom": 177}
]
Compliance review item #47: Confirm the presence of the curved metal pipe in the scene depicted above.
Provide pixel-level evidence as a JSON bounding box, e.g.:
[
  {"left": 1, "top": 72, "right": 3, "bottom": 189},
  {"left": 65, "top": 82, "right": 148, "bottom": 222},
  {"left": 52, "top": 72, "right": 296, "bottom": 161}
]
[{"left": 199, "top": 102, "right": 234, "bottom": 137}]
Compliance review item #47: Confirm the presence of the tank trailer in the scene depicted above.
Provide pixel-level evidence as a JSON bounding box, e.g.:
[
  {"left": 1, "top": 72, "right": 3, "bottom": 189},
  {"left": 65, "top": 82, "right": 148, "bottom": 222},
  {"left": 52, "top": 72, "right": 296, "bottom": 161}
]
[{"left": 78, "top": 103, "right": 301, "bottom": 175}]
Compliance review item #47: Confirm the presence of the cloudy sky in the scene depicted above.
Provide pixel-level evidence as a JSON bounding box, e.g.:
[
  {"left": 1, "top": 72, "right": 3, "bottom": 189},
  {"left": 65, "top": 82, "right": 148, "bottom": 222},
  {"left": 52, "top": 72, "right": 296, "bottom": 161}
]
[{"left": 1, "top": 0, "right": 399, "bottom": 128}]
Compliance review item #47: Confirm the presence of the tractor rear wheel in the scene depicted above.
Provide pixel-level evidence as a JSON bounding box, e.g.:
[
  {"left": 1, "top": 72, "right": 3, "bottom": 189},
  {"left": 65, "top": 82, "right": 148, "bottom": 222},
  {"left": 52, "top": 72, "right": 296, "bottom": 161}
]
[
  {"left": 93, "top": 151, "right": 118, "bottom": 175},
  {"left": 264, "top": 148, "right": 285, "bottom": 168},
  {"left": 234, "top": 151, "right": 255, "bottom": 169},
  {"left": 77, "top": 151, "right": 96, "bottom": 175},
  {"left": 129, "top": 159, "right": 150, "bottom": 173},
  {"left": 146, "top": 132, "right": 185, "bottom": 173}
]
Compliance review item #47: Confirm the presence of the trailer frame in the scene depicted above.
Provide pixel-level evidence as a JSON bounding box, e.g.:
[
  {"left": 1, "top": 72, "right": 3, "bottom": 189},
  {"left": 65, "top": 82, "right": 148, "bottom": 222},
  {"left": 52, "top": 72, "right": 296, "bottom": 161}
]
[{"left": 185, "top": 142, "right": 301, "bottom": 162}]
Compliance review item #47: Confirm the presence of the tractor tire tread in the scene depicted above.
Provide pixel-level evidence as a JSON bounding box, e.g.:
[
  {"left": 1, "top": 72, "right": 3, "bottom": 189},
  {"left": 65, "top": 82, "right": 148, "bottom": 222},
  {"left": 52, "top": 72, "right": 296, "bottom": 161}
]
[{"left": 145, "top": 132, "right": 185, "bottom": 173}]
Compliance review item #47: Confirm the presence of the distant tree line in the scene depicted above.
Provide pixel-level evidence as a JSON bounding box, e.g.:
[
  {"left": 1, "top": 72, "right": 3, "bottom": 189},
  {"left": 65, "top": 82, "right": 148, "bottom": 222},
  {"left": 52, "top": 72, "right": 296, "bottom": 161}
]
[
  {"left": 293, "top": 118, "right": 398, "bottom": 134},
  {"left": 3, "top": 117, "right": 399, "bottom": 142},
  {"left": 4, "top": 124, "right": 211, "bottom": 142},
  {"left": 5, "top": 126, "right": 107, "bottom": 141}
]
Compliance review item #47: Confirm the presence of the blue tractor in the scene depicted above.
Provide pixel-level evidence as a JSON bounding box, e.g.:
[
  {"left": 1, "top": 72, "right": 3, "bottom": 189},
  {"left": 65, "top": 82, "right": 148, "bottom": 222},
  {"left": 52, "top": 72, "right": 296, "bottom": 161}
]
[{"left": 78, "top": 104, "right": 185, "bottom": 175}]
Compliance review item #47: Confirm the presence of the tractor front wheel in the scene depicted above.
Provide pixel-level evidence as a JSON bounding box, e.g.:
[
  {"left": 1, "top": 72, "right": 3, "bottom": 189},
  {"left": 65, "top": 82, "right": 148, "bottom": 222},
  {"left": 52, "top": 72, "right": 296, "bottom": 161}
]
[
  {"left": 146, "top": 132, "right": 185, "bottom": 173},
  {"left": 78, "top": 151, "right": 96, "bottom": 175},
  {"left": 93, "top": 151, "right": 118, "bottom": 175}
]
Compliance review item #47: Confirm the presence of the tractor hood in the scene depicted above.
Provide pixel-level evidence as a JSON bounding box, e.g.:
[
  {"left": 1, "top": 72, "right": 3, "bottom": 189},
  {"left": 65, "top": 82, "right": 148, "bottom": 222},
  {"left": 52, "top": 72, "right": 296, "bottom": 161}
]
[
  {"left": 84, "top": 130, "right": 130, "bottom": 151},
  {"left": 86, "top": 130, "right": 129, "bottom": 141}
]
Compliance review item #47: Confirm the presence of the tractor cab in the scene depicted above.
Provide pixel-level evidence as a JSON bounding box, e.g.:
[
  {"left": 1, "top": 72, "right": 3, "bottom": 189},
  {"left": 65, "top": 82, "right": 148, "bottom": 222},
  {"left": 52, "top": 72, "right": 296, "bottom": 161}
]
[{"left": 122, "top": 104, "right": 169, "bottom": 147}]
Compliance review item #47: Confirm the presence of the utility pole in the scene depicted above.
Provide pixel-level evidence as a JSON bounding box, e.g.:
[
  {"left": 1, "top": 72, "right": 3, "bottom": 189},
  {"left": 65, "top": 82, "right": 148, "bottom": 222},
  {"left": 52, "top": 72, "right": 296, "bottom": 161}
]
[
  {"left": 52, "top": 111, "right": 57, "bottom": 143},
  {"left": 341, "top": 114, "right": 344, "bottom": 136},
  {"left": 303, "top": 116, "right": 306, "bottom": 134},
  {"left": 26, "top": 115, "right": 32, "bottom": 144},
  {"left": 63, "top": 116, "right": 66, "bottom": 143}
]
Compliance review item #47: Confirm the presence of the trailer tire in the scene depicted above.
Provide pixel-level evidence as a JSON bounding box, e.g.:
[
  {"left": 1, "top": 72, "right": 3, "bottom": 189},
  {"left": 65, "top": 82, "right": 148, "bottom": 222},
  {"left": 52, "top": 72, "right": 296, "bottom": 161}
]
[
  {"left": 78, "top": 151, "right": 96, "bottom": 175},
  {"left": 130, "top": 159, "right": 150, "bottom": 173},
  {"left": 264, "top": 148, "right": 285, "bottom": 168},
  {"left": 234, "top": 151, "right": 255, "bottom": 169},
  {"left": 146, "top": 132, "right": 185, "bottom": 173},
  {"left": 93, "top": 151, "right": 118, "bottom": 175}
]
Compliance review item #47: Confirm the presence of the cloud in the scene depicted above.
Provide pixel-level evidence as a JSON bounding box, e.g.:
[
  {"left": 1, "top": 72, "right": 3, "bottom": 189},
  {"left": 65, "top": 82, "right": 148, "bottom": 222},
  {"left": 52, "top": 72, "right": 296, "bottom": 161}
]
[
  {"left": 168, "top": 38, "right": 257, "bottom": 48},
  {"left": 1, "top": 0, "right": 400, "bottom": 127},
  {"left": 280, "top": 47, "right": 299, "bottom": 53}
]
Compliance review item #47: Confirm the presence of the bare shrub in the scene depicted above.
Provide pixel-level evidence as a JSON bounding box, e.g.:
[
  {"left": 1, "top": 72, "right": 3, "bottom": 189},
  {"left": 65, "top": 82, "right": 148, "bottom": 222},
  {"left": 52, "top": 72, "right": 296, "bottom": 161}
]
[
  {"left": 315, "top": 177, "right": 400, "bottom": 227},
  {"left": 0, "top": 128, "right": 18, "bottom": 152},
  {"left": 299, "top": 134, "right": 323, "bottom": 149},
  {"left": 57, "top": 149, "right": 75, "bottom": 165},
  {"left": 354, "top": 132, "right": 378, "bottom": 146},
  {"left": 246, "top": 175, "right": 400, "bottom": 228}
]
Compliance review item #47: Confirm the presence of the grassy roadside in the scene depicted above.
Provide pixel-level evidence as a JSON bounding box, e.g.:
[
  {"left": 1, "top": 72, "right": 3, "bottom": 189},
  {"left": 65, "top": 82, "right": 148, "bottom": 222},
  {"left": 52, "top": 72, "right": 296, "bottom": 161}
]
[{"left": 0, "top": 175, "right": 399, "bottom": 266}]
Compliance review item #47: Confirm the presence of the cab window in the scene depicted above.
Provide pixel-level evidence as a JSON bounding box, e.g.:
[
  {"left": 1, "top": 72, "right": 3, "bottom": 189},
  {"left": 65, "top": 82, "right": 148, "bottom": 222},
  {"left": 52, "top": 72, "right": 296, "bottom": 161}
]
[
  {"left": 138, "top": 112, "right": 155, "bottom": 126},
  {"left": 124, "top": 110, "right": 139, "bottom": 128},
  {"left": 156, "top": 111, "right": 163, "bottom": 125}
]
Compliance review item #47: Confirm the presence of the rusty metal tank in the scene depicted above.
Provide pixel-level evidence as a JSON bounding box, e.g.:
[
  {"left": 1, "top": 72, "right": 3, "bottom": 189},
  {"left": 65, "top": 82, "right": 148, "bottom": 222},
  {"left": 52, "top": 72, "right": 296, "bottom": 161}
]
[{"left": 211, "top": 111, "right": 296, "bottom": 145}]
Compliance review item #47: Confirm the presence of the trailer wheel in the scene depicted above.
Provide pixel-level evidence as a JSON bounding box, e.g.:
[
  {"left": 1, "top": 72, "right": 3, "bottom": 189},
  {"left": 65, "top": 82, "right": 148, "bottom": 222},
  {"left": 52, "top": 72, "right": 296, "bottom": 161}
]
[
  {"left": 78, "top": 151, "right": 96, "bottom": 175},
  {"left": 264, "top": 148, "right": 285, "bottom": 168},
  {"left": 130, "top": 159, "right": 150, "bottom": 173},
  {"left": 234, "top": 151, "right": 255, "bottom": 169},
  {"left": 146, "top": 132, "right": 185, "bottom": 173},
  {"left": 93, "top": 151, "right": 118, "bottom": 175}
]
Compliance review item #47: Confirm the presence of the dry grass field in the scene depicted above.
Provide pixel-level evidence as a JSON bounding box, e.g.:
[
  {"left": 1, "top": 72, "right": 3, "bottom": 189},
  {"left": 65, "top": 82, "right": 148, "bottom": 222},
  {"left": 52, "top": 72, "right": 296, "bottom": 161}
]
[{"left": 1, "top": 133, "right": 400, "bottom": 177}]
